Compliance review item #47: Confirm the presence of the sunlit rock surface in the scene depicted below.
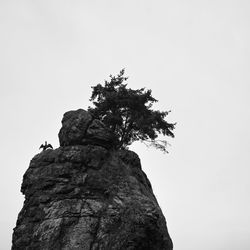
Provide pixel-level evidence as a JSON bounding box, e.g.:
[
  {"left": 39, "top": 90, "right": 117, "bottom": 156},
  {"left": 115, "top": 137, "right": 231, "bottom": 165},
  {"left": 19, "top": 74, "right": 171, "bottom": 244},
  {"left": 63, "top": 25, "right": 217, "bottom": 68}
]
[{"left": 12, "top": 109, "right": 173, "bottom": 250}]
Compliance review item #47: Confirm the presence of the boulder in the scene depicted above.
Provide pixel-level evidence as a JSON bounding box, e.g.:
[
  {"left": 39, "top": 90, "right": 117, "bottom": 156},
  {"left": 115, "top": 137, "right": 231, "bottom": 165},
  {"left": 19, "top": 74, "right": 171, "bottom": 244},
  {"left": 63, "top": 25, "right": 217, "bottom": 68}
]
[{"left": 58, "top": 109, "right": 117, "bottom": 149}]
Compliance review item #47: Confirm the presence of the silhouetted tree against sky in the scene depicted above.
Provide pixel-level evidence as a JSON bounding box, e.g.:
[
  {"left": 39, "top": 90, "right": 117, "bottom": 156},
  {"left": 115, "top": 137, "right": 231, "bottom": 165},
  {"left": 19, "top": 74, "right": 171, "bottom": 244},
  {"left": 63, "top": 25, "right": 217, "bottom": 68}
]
[{"left": 88, "top": 69, "right": 175, "bottom": 152}]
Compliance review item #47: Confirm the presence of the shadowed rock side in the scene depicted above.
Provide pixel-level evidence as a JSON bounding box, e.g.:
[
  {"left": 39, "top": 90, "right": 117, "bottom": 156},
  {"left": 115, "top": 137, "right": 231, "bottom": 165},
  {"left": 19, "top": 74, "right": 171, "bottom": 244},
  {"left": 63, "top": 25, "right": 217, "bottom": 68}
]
[
  {"left": 12, "top": 109, "right": 173, "bottom": 250},
  {"left": 58, "top": 109, "right": 118, "bottom": 149}
]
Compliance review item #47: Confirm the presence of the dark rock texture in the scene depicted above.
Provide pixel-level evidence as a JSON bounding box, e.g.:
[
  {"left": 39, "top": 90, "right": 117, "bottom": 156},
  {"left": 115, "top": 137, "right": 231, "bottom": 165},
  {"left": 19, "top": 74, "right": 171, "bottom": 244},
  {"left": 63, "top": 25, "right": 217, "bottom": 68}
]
[
  {"left": 12, "top": 109, "right": 173, "bottom": 250},
  {"left": 59, "top": 109, "right": 117, "bottom": 149}
]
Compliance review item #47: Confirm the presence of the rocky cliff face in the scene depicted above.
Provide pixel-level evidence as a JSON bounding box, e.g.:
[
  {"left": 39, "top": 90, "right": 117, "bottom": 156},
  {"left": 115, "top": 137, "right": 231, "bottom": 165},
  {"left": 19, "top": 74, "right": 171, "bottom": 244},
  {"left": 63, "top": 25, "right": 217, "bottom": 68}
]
[{"left": 12, "top": 109, "right": 173, "bottom": 250}]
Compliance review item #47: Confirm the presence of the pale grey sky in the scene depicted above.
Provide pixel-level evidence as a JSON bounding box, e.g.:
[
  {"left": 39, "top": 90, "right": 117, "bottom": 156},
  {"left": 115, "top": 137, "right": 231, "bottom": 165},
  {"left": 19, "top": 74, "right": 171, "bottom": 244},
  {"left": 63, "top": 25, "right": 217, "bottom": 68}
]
[{"left": 1, "top": 1, "right": 250, "bottom": 249}]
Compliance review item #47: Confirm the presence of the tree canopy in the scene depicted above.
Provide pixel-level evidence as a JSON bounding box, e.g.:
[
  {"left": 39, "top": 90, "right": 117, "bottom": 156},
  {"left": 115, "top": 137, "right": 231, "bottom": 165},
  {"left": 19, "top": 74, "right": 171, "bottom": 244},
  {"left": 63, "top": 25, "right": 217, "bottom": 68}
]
[{"left": 88, "top": 69, "right": 175, "bottom": 152}]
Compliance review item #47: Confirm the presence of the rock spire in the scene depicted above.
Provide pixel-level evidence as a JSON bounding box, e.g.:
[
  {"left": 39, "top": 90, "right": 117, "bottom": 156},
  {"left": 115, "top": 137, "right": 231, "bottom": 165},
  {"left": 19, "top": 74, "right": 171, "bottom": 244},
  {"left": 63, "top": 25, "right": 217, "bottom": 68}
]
[{"left": 12, "top": 109, "right": 173, "bottom": 250}]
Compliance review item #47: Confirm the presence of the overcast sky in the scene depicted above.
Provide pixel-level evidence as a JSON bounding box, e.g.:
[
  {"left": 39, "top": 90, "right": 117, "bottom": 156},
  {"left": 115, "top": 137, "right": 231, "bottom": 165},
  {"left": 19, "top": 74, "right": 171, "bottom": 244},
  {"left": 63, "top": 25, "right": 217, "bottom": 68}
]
[{"left": 1, "top": 1, "right": 250, "bottom": 249}]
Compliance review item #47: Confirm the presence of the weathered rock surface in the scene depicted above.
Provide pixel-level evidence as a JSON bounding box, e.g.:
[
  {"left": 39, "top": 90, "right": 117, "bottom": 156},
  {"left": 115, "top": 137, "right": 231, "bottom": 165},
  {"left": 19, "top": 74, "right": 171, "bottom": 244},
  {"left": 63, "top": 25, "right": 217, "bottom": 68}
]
[
  {"left": 12, "top": 109, "right": 173, "bottom": 250},
  {"left": 59, "top": 109, "right": 117, "bottom": 149}
]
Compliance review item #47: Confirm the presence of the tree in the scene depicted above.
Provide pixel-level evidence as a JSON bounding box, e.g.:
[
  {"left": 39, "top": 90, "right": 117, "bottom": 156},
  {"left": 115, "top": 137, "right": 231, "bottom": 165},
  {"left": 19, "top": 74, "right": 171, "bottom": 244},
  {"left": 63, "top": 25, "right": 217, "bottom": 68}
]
[{"left": 88, "top": 69, "right": 175, "bottom": 153}]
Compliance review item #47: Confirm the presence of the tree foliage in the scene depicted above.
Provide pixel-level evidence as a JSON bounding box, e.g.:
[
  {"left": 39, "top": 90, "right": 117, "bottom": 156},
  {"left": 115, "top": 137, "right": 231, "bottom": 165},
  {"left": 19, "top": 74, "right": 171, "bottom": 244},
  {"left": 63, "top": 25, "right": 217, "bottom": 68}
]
[{"left": 88, "top": 69, "right": 175, "bottom": 152}]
